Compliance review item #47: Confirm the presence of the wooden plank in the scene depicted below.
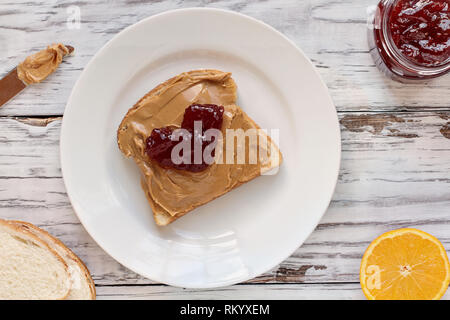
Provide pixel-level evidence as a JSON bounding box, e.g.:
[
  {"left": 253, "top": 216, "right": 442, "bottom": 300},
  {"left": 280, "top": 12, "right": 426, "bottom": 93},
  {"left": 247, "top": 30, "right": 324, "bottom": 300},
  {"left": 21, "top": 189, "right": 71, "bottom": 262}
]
[
  {"left": 96, "top": 283, "right": 366, "bottom": 300},
  {"left": 0, "top": 0, "right": 449, "bottom": 117},
  {"left": 0, "top": 112, "right": 448, "bottom": 286},
  {"left": 96, "top": 283, "right": 450, "bottom": 300}
]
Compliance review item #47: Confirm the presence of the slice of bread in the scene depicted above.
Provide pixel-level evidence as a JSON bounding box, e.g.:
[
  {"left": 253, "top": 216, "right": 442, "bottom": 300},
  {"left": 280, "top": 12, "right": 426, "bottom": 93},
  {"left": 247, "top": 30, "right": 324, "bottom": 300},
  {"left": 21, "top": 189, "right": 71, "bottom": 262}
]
[
  {"left": 9, "top": 221, "right": 96, "bottom": 300},
  {"left": 0, "top": 219, "right": 71, "bottom": 300},
  {"left": 145, "top": 107, "right": 282, "bottom": 226},
  {"left": 118, "top": 70, "right": 282, "bottom": 226}
]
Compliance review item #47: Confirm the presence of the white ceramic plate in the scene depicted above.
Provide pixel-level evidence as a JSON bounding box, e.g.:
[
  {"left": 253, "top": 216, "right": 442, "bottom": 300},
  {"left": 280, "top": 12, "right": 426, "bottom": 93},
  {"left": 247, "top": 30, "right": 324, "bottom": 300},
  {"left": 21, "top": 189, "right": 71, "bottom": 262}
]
[{"left": 61, "top": 8, "right": 340, "bottom": 288}]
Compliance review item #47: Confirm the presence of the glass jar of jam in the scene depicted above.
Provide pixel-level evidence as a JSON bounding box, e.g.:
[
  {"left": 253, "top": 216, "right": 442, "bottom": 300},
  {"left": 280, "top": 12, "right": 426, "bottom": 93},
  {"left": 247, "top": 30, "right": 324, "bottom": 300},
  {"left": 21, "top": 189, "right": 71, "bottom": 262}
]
[{"left": 369, "top": 0, "right": 450, "bottom": 81}]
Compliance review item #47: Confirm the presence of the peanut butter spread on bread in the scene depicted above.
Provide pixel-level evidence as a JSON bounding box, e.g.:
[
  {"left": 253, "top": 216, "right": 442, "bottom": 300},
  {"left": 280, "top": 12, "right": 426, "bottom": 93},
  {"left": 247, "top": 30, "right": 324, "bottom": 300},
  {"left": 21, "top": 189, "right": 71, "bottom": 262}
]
[
  {"left": 117, "top": 70, "right": 282, "bottom": 225},
  {"left": 17, "top": 44, "right": 70, "bottom": 85}
]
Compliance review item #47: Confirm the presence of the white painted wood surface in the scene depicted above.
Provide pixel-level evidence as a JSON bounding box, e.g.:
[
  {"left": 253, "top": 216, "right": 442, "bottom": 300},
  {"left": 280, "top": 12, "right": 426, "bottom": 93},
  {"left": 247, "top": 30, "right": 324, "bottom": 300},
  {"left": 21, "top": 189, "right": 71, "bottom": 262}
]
[
  {"left": 0, "top": 0, "right": 449, "bottom": 299},
  {"left": 1, "top": 0, "right": 450, "bottom": 116},
  {"left": 96, "top": 283, "right": 450, "bottom": 300}
]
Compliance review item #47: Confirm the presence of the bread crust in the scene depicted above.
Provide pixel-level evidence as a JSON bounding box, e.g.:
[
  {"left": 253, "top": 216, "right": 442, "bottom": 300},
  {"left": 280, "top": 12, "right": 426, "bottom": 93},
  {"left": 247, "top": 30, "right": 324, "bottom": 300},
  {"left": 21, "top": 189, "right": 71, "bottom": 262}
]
[
  {"left": 9, "top": 220, "right": 96, "bottom": 300},
  {"left": 0, "top": 218, "right": 72, "bottom": 300},
  {"left": 148, "top": 177, "right": 252, "bottom": 226}
]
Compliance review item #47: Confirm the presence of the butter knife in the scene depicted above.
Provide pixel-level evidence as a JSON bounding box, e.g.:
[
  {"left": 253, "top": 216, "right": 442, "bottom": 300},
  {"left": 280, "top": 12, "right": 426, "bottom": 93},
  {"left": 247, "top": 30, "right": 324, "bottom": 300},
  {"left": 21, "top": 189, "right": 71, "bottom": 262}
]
[{"left": 0, "top": 45, "right": 74, "bottom": 108}]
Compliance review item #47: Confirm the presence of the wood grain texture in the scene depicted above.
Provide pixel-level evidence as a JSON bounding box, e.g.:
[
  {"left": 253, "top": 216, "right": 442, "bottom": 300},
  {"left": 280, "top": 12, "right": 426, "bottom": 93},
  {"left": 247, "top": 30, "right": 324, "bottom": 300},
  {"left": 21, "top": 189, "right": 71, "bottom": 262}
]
[
  {"left": 96, "top": 283, "right": 367, "bottom": 300},
  {"left": 0, "top": 0, "right": 449, "bottom": 116},
  {"left": 0, "top": 112, "right": 448, "bottom": 290}
]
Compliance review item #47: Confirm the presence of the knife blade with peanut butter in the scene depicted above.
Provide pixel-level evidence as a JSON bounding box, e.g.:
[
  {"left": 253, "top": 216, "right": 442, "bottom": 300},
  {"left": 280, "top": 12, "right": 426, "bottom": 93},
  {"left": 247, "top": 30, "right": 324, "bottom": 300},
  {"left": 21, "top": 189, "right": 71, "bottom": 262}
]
[{"left": 0, "top": 44, "right": 74, "bottom": 107}]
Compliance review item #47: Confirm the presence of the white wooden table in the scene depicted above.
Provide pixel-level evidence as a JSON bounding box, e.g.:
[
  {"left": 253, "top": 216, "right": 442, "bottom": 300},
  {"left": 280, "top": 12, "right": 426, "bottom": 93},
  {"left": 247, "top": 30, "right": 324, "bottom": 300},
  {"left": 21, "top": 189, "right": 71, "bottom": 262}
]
[{"left": 1, "top": 0, "right": 449, "bottom": 300}]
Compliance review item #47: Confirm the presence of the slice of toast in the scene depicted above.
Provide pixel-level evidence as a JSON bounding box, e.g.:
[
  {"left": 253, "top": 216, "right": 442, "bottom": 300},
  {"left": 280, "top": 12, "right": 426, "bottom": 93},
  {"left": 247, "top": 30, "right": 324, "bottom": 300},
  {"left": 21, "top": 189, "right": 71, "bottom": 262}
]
[
  {"left": 9, "top": 221, "right": 96, "bottom": 300},
  {"left": 0, "top": 219, "right": 71, "bottom": 300},
  {"left": 118, "top": 69, "right": 282, "bottom": 226}
]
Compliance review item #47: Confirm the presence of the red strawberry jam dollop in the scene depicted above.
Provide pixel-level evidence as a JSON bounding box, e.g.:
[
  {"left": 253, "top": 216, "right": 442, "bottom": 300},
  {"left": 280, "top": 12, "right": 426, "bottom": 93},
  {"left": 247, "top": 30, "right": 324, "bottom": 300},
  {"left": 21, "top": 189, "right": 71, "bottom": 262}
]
[{"left": 145, "top": 104, "right": 224, "bottom": 172}]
